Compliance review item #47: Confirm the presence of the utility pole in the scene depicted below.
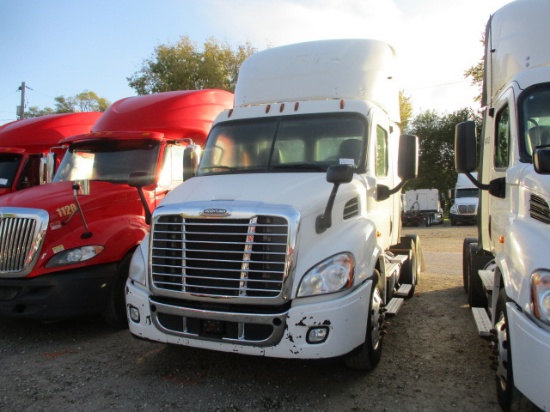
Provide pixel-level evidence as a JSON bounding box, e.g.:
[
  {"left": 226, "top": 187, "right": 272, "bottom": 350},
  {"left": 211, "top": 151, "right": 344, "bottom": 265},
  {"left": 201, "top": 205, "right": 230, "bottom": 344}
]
[{"left": 17, "top": 81, "right": 26, "bottom": 120}]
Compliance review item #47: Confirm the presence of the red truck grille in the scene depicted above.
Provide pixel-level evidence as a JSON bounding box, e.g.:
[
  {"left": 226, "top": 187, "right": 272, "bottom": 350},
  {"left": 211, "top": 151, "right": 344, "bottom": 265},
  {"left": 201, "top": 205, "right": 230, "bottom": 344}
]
[
  {"left": 0, "top": 211, "right": 47, "bottom": 275},
  {"left": 151, "top": 215, "right": 289, "bottom": 298}
]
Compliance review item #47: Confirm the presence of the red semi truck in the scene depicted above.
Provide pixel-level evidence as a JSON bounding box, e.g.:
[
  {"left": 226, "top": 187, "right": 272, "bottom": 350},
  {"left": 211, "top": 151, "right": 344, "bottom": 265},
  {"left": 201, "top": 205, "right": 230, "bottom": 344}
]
[
  {"left": 0, "top": 90, "right": 233, "bottom": 327},
  {"left": 0, "top": 112, "right": 102, "bottom": 195}
]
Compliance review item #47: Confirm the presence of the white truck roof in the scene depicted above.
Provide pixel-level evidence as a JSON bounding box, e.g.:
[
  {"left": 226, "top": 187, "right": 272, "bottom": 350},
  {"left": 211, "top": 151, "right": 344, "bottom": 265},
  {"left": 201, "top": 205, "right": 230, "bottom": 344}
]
[
  {"left": 234, "top": 39, "right": 400, "bottom": 123},
  {"left": 486, "top": 0, "right": 550, "bottom": 102}
]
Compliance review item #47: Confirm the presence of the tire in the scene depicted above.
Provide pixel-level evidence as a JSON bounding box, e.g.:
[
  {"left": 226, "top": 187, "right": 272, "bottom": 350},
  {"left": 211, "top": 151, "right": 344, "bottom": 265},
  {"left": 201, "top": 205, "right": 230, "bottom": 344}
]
[
  {"left": 102, "top": 252, "right": 132, "bottom": 329},
  {"left": 399, "top": 247, "right": 417, "bottom": 298},
  {"left": 494, "top": 288, "right": 518, "bottom": 411},
  {"left": 404, "top": 234, "right": 423, "bottom": 276},
  {"left": 462, "top": 237, "right": 477, "bottom": 294},
  {"left": 467, "top": 243, "right": 488, "bottom": 308},
  {"left": 451, "top": 218, "right": 456, "bottom": 226},
  {"left": 345, "top": 272, "right": 384, "bottom": 370}
]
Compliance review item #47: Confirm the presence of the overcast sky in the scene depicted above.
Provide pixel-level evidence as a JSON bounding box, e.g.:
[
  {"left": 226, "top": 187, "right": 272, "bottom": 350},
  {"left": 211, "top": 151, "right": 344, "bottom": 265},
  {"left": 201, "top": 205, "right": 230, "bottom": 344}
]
[{"left": 0, "top": 0, "right": 514, "bottom": 125}]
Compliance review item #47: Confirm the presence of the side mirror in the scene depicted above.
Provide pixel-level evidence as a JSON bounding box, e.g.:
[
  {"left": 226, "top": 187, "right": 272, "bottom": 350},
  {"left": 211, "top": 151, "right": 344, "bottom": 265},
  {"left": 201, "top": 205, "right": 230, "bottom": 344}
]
[
  {"left": 183, "top": 144, "right": 202, "bottom": 181},
  {"left": 455, "top": 121, "right": 477, "bottom": 173},
  {"left": 398, "top": 134, "right": 418, "bottom": 180},
  {"left": 73, "top": 179, "right": 90, "bottom": 196},
  {"left": 327, "top": 164, "right": 354, "bottom": 184},
  {"left": 534, "top": 147, "right": 550, "bottom": 174}
]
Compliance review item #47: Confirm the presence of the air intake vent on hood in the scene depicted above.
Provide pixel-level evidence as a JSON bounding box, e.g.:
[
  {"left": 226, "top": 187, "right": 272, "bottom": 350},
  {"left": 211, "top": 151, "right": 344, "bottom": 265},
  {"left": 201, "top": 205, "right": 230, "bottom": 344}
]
[
  {"left": 530, "top": 194, "right": 550, "bottom": 225},
  {"left": 343, "top": 197, "right": 359, "bottom": 220}
]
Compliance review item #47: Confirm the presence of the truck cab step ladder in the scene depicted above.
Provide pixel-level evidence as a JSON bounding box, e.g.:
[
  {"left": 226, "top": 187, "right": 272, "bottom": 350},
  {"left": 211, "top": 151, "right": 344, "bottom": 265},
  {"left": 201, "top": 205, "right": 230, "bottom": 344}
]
[
  {"left": 385, "top": 297, "right": 404, "bottom": 316},
  {"left": 394, "top": 284, "right": 412, "bottom": 297},
  {"left": 472, "top": 307, "right": 493, "bottom": 337},
  {"left": 478, "top": 270, "right": 494, "bottom": 291},
  {"left": 389, "top": 255, "right": 407, "bottom": 264}
]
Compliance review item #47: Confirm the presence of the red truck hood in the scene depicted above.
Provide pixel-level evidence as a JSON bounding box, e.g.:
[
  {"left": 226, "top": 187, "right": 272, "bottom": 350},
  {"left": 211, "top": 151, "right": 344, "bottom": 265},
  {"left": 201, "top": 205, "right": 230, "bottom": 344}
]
[{"left": 0, "top": 181, "right": 143, "bottom": 220}]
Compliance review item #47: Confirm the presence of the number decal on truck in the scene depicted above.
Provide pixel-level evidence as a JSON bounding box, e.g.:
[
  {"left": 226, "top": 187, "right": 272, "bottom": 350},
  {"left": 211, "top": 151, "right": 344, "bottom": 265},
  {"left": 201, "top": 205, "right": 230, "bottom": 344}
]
[{"left": 56, "top": 204, "right": 77, "bottom": 217}]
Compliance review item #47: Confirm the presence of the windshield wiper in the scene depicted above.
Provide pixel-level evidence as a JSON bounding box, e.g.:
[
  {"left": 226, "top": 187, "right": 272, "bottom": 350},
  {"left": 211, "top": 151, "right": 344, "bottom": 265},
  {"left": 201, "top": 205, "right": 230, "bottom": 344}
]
[
  {"left": 199, "top": 165, "right": 239, "bottom": 173},
  {"left": 272, "top": 163, "right": 327, "bottom": 172}
]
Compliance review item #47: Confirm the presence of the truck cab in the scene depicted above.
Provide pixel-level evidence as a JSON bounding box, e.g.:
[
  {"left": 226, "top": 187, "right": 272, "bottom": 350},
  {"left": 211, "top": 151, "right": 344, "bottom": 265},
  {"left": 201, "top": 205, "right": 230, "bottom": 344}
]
[
  {"left": 0, "top": 90, "right": 233, "bottom": 327},
  {"left": 126, "top": 39, "right": 420, "bottom": 370},
  {"left": 0, "top": 112, "right": 102, "bottom": 195},
  {"left": 455, "top": 1, "right": 550, "bottom": 409}
]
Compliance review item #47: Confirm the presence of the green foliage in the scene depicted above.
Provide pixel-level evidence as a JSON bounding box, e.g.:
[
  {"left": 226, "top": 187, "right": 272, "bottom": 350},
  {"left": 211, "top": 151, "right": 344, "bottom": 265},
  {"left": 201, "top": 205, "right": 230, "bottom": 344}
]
[
  {"left": 24, "top": 90, "right": 110, "bottom": 118},
  {"left": 399, "top": 90, "right": 413, "bottom": 132},
  {"left": 407, "top": 108, "right": 482, "bottom": 207},
  {"left": 128, "top": 36, "right": 256, "bottom": 95}
]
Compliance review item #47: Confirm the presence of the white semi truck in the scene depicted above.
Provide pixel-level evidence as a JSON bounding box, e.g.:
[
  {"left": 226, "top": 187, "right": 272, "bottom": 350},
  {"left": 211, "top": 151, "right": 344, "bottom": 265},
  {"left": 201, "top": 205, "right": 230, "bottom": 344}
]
[
  {"left": 126, "top": 39, "right": 420, "bottom": 370},
  {"left": 449, "top": 173, "right": 479, "bottom": 226},
  {"left": 455, "top": 0, "right": 550, "bottom": 409}
]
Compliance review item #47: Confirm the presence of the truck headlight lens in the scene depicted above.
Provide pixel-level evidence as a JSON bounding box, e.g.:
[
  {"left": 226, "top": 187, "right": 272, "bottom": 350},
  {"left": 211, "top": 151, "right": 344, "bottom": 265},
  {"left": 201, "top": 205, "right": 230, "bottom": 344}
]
[
  {"left": 531, "top": 270, "right": 550, "bottom": 324},
  {"left": 450, "top": 205, "right": 457, "bottom": 214},
  {"left": 128, "top": 238, "right": 148, "bottom": 286},
  {"left": 298, "top": 253, "right": 354, "bottom": 297},
  {"left": 45, "top": 245, "right": 104, "bottom": 268}
]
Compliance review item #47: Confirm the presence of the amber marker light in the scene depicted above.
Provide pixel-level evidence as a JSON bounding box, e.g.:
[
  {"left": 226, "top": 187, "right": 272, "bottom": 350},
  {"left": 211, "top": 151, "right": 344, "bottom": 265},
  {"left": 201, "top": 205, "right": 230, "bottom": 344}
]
[{"left": 499, "top": 235, "right": 505, "bottom": 244}]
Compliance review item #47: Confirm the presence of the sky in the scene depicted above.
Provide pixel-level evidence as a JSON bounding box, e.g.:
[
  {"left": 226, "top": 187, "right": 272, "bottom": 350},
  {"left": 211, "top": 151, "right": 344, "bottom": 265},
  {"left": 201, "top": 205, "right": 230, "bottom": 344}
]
[{"left": 0, "top": 0, "right": 515, "bottom": 126}]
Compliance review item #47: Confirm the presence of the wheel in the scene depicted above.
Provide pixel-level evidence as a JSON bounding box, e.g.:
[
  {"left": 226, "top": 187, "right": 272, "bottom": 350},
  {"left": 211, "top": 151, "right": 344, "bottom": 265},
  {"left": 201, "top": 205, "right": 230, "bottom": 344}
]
[
  {"left": 399, "top": 247, "right": 417, "bottom": 298},
  {"left": 451, "top": 218, "right": 456, "bottom": 226},
  {"left": 404, "top": 234, "right": 423, "bottom": 276},
  {"left": 345, "top": 272, "right": 384, "bottom": 370},
  {"left": 462, "top": 237, "right": 477, "bottom": 294},
  {"left": 102, "top": 252, "right": 132, "bottom": 328},
  {"left": 467, "top": 243, "right": 487, "bottom": 307},
  {"left": 494, "top": 288, "right": 518, "bottom": 411}
]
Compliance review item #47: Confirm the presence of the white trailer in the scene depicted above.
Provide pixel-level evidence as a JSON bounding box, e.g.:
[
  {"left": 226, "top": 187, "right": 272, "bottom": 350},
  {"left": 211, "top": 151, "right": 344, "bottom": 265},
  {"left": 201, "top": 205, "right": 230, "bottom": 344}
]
[
  {"left": 455, "top": 0, "right": 550, "bottom": 409},
  {"left": 402, "top": 188, "right": 444, "bottom": 226},
  {"left": 126, "top": 39, "right": 420, "bottom": 370}
]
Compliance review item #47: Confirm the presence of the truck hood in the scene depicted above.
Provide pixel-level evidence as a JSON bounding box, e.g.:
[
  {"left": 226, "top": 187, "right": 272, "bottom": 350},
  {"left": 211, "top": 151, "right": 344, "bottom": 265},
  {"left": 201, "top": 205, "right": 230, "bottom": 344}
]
[
  {"left": 0, "top": 181, "right": 142, "bottom": 219},
  {"left": 453, "top": 197, "right": 478, "bottom": 205},
  {"left": 157, "top": 173, "right": 361, "bottom": 218}
]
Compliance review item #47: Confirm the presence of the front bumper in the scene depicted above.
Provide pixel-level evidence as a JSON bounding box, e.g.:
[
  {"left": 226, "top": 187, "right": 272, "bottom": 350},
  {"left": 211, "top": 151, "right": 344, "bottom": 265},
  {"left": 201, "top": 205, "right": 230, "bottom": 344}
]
[
  {"left": 0, "top": 263, "right": 118, "bottom": 321},
  {"left": 507, "top": 303, "right": 550, "bottom": 410},
  {"left": 450, "top": 213, "right": 477, "bottom": 224},
  {"left": 126, "top": 278, "right": 373, "bottom": 359}
]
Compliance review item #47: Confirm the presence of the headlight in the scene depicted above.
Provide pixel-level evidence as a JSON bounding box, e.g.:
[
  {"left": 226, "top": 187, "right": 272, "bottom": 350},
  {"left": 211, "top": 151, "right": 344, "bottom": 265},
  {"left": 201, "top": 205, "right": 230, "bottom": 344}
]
[
  {"left": 450, "top": 205, "right": 457, "bottom": 214},
  {"left": 45, "top": 245, "right": 104, "bottom": 268},
  {"left": 297, "top": 253, "right": 354, "bottom": 297},
  {"left": 531, "top": 270, "right": 550, "bottom": 324},
  {"left": 128, "top": 237, "right": 148, "bottom": 286}
]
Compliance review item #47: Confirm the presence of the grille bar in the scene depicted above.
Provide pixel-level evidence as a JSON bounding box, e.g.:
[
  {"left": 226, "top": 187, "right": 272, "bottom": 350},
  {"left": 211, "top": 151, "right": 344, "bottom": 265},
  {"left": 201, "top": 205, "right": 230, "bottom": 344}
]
[{"left": 151, "top": 215, "right": 289, "bottom": 298}]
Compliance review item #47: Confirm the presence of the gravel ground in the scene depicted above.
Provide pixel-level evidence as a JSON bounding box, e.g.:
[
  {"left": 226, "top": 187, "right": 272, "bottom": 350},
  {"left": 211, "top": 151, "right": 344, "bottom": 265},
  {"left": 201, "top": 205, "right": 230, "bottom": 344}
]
[{"left": 0, "top": 222, "right": 533, "bottom": 411}]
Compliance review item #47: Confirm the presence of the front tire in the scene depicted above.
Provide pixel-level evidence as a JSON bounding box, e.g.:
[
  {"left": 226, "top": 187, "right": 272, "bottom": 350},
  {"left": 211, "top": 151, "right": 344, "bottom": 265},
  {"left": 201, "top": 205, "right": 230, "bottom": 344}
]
[
  {"left": 494, "top": 288, "right": 517, "bottom": 411},
  {"left": 462, "top": 237, "right": 477, "bottom": 294},
  {"left": 345, "top": 272, "right": 384, "bottom": 370},
  {"left": 102, "top": 252, "right": 132, "bottom": 328}
]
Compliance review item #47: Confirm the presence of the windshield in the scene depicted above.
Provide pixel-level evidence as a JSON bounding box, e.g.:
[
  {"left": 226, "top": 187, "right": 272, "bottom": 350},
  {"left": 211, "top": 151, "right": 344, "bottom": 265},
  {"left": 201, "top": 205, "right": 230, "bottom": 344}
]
[
  {"left": 54, "top": 139, "right": 160, "bottom": 184},
  {"left": 197, "top": 114, "right": 366, "bottom": 176},
  {"left": 456, "top": 188, "right": 479, "bottom": 198},
  {"left": 0, "top": 154, "right": 22, "bottom": 188},
  {"left": 521, "top": 86, "right": 550, "bottom": 160}
]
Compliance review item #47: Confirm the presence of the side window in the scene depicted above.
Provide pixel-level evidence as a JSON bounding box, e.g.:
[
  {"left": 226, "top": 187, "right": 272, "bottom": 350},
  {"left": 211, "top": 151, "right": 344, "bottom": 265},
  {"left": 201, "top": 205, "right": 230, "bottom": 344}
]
[
  {"left": 495, "top": 105, "right": 510, "bottom": 169},
  {"left": 376, "top": 125, "right": 388, "bottom": 177},
  {"left": 158, "top": 145, "right": 185, "bottom": 188}
]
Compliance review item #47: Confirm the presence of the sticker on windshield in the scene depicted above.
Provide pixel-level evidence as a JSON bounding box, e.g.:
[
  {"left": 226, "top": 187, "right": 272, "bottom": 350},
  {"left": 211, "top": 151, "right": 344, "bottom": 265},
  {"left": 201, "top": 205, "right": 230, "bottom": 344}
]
[{"left": 339, "top": 158, "right": 355, "bottom": 166}]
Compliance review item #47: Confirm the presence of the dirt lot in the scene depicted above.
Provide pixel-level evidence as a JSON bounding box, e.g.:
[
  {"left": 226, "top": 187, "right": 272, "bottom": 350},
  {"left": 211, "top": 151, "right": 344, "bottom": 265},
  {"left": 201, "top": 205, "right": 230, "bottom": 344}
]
[{"left": 0, "top": 223, "right": 523, "bottom": 411}]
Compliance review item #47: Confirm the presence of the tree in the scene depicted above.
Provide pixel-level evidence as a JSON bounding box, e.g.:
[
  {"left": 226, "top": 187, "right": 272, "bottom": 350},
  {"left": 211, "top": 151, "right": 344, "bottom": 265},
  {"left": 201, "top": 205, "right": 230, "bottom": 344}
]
[
  {"left": 464, "top": 34, "right": 485, "bottom": 103},
  {"left": 407, "top": 108, "right": 481, "bottom": 208},
  {"left": 24, "top": 90, "right": 110, "bottom": 118},
  {"left": 399, "top": 90, "right": 413, "bottom": 132},
  {"left": 128, "top": 36, "right": 256, "bottom": 95}
]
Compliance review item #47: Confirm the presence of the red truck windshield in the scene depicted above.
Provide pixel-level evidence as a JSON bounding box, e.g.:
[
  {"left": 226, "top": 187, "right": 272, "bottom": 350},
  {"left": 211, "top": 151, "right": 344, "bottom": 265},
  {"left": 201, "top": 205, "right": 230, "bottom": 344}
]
[
  {"left": 0, "top": 154, "right": 22, "bottom": 188},
  {"left": 54, "top": 139, "right": 160, "bottom": 184}
]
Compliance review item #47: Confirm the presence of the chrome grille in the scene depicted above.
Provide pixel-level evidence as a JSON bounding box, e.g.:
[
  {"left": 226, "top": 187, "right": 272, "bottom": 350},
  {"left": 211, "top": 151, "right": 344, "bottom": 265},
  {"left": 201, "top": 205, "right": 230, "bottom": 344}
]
[
  {"left": 0, "top": 208, "right": 48, "bottom": 276},
  {"left": 530, "top": 194, "right": 550, "bottom": 225},
  {"left": 151, "top": 215, "right": 289, "bottom": 297},
  {"left": 457, "top": 204, "right": 476, "bottom": 214}
]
